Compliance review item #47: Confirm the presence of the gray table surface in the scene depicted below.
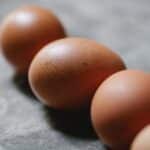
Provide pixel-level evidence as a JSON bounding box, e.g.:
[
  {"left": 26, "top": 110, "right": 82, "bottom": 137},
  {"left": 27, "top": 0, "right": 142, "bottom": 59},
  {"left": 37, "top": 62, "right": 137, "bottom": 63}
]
[{"left": 0, "top": 0, "right": 149, "bottom": 150}]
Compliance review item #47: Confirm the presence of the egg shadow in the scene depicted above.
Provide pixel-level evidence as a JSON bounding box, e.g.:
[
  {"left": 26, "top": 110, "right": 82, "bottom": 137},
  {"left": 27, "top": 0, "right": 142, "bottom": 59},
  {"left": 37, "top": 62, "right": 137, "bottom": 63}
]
[
  {"left": 12, "top": 73, "right": 37, "bottom": 100},
  {"left": 104, "top": 144, "right": 130, "bottom": 150},
  {"left": 43, "top": 106, "right": 98, "bottom": 140},
  {"left": 104, "top": 146, "right": 112, "bottom": 150},
  {"left": 12, "top": 73, "right": 108, "bottom": 147}
]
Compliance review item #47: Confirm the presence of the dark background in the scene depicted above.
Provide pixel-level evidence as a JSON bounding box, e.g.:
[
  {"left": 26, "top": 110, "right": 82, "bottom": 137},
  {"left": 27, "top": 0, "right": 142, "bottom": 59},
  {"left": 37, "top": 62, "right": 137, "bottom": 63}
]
[{"left": 0, "top": 0, "right": 149, "bottom": 150}]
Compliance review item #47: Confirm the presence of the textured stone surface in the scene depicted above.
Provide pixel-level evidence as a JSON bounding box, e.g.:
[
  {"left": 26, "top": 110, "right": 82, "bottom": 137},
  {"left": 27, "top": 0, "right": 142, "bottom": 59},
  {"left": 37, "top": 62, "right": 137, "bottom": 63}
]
[{"left": 0, "top": 0, "right": 149, "bottom": 150}]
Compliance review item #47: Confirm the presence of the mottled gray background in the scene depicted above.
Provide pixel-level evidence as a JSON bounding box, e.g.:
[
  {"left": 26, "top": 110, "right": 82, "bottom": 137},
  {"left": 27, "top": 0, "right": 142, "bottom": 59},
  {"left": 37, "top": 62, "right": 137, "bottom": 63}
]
[{"left": 0, "top": 0, "right": 149, "bottom": 150}]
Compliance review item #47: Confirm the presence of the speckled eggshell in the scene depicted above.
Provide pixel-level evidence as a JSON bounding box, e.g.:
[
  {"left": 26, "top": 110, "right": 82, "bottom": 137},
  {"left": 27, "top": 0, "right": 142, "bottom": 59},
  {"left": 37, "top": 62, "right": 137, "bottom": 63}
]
[{"left": 29, "top": 37, "right": 126, "bottom": 110}]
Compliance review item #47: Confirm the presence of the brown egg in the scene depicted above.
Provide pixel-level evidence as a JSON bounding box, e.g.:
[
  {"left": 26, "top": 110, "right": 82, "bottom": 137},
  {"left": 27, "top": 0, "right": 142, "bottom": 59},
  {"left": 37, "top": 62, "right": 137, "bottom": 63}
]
[
  {"left": 29, "top": 37, "right": 125, "bottom": 110},
  {"left": 131, "top": 125, "right": 150, "bottom": 150},
  {"left": 0, "top": 5, "right": 66, "bottom": 74},
  {"left": 91, "top": 70, "right": 150, "bottom": 150}
]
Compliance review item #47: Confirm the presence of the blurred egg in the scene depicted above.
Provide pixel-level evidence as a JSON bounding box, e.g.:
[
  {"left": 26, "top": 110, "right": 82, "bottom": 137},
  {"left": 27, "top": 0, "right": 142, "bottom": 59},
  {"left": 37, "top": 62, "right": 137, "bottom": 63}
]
[
  {"left": 0, "top": 5, "right": 66, "bottom": 74},
  {"left": 91, "top": 70, "right": 150, "bottom": 150},
  {"left": 29, "top": 37, "right": 125, "bottom": 110},
  {"left": 131, "top": 125, "right": 150, "bottom": 150}
]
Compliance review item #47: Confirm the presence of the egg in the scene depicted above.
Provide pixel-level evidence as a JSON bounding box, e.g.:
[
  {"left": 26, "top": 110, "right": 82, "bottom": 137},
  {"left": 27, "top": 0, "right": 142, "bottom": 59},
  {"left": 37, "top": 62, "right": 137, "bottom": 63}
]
[
  {"left": 131, "top": 125, "right": 150, "bottom": 150},
  {"left": 29, "top": 37, "right": 125, "bottom": 110},
  {"left": 91, "top": 70, "right": 150, "bottom": 150},
  {"left": 0, "top": 5, "right": 66, "bottom": 74}
]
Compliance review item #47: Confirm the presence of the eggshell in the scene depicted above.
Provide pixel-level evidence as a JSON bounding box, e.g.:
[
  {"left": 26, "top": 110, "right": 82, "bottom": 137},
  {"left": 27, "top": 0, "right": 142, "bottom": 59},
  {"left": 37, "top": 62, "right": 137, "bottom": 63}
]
[
  {"left": 131, "top": 125, "right": 150, "bottom": 150},
  {"left": 0, "top": 5, "right": 66, "bottom": 74},
  {"left": 29, "top": 37, "right": 126, "bottom": 110},
  {"left": 91, "top": 70, "right": 150, "bottom": 150}
]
